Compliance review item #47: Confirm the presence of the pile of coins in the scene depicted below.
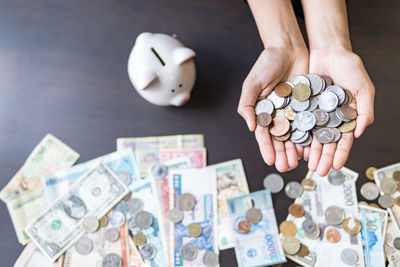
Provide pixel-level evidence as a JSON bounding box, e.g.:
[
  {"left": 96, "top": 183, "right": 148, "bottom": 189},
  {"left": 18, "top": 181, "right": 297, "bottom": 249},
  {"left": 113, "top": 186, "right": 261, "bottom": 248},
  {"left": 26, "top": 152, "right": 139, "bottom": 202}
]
[
  {"left": 168, "top": 192, "right": 219, "bottom": 267},
  {"left": 236, "top": 207, "right": 263, "bottom": 234},
  {"left": 255, "top": 74, "right": 358, "bottom": 145}
]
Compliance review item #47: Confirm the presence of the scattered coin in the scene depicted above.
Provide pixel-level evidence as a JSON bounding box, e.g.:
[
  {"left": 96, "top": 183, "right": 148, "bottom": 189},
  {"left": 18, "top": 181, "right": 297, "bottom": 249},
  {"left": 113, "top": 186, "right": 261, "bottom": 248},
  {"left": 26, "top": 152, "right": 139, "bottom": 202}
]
[
  {"left": 168, "top": 208, "right": 184, "bottom": 223},
  {"left": 188, "top": 223, "right": 202, "bottom": 237},
  {"left": 82, "top": 216, "right": 99, "bottom": 233},
  {"left": 326, "top": 228, "right": 341, "bottom": 243},
  {"left": 288, "top": 203, "right": 304, "bottom": 218},
  {"left": 365, "top": 167, "right": 377, "bottom": 180},
  {"left": 274, "top": 82, "right": 292, "bottom": 97},
  {"left": 297, "top": 244, "right": 310, "bottom": 257},
  {"left": 279, "top": 221, "right": 297, "bottom": 236},
  {"left": 99, "top": 215, "right": 109, "bottom": 228},
  {"left": 282, "top": 236, "right": 301, "bottom": 255},
  {"left": 134, "top": 211, "right": 154, "bottom": 229},
  {"left": 178, "top": 193, "right": 196, "bottom": 211},
  {"left": 304, "top": 225, "right": 321, "bottom": 240},
  {"left": 127, "top": 198, "right": 144, "bottom": 213},
  {"left": 360, "top": 182, "right": 380, "bottom": 200},
  {"left": 102, "top": 253, "right": 122, "bottom": 267},
  {"left": 284, "top": 181, "right": 303, "bottom": 199},
  {"left": 245, "top": 208, "right": 262, "bottom": 224},
  {"left": 237, "top": 220, "right": 251, "bottom": 234},
  {"left": 327, "top": 169, "right": 346, "bottom": 186},
  {"left": 325, "top": 206, "right": 345, "bottom": 226},
  {"left": 105, "top": 227, "right": 120, "bottom": 243},
  {"left": 378, "top": 194, "right": 394, "bottom": 208},
  {"left": 393, "top": 237, "right": 400, "bottom": 250},
  {"left": 342, "top": 217, "right": 361, "bottom": 235},
  {"left": 150, "top": 163, "right": 167, "bottom": 179},
  {"left": 263, "top": 173, "right": 285, "bottom": 193},
  {"left": 369, "top": 203, "right": 381, "bottom": 209},
  {"left": 109, "top": 211, "right": 126, "bottom": 228},
  {"left": 302, "top": 219, "right": 316, "bottom": 234},
  {"left": 133, "top": 232, "right": 147, "bottom": 246},
  {"left": 202, "top": 251, "right": 219, "bottom": 267},
  {"left": 301, "top": 178, "right": 316, "bottom": 191},
  {"left": 380, "top": 178, "right": 397, "bottom": 195},
  {"left": 358, "top": 201, "right": 368, "bottom": 206},
  {"left": 180, "top": 243, "right": 198, "bottom": 261},
  {"left": 139, "top": 243, "right": 157, "bottom": 260},
  {"left": 393, "top": 171, "right": 400, "bottom": 182},
  {"left": 127, "top": 217, "right": 137, "bottom": 232},
  {"left": 256, "top": 113, "right": 272, "bottom": 127},
  {"left": 340, "top": 248, "right": 359, "bottom": 265},
  {"left": 74, "top": 236, "right": 93, "bottom": 255},
  {"left": 395, "top": 196, "right": 400, "bottom": 206}
]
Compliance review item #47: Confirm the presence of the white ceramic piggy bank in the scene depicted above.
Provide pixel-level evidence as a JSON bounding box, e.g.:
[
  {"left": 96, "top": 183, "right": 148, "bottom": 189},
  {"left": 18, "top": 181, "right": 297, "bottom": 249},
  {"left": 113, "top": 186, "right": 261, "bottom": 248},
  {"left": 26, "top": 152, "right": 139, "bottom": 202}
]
[{"left": 127, "top": 32, "right": 196, "bottom": 106}]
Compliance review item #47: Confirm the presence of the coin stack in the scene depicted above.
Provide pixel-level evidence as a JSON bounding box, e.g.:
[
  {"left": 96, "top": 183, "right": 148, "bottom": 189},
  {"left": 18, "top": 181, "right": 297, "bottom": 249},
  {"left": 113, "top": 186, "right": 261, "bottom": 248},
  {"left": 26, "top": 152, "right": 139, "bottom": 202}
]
[
  {"left": 168, "top": 192, "right": 219, "bottom": 267},
  {"left": 255, "top": 74, "right": 358, "bottom": 145},
  {"left": 236, "top": 207, "right": 263, "bottom": 234}
]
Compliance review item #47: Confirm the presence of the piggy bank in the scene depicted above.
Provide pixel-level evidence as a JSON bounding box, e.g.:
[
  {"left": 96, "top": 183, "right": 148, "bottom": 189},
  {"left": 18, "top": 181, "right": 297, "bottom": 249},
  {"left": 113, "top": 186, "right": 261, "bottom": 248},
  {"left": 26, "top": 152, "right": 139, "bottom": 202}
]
[{"left": 127, "top": 32, "right": 196, "bottom": 106}]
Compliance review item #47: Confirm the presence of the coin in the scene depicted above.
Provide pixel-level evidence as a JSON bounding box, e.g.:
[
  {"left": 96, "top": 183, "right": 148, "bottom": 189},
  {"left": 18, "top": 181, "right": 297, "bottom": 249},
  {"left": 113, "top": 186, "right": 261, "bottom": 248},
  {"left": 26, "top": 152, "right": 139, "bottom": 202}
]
[
  {"left": 288, "top": 203, "right": 304, "bottom": 218},
  {"left": 180, "top": 243, "right": 198, "bottom": 261},
  {"left": 292, "top": 83, "right": 311, "bottom": 101},
  {"left": 378, "top": 194, "right": 394, "bottom": 208},
  {"left": 331, "top": 127, "right": 342, "bottom": 142},
  {"left": 326, "top": 85, "right": 346, "bottom": 105},
  {"left": 284, "top": 106, "right": 296, "bottom": 121},
  {"left": 117, "top": 171, "right": 132, "bottom": 186},
  {"left": 369, "top": 203, "right": 381, "bottom": 209},
  {"left": 255, "top": 98, "right": 275, "bottom": 115},
  {"left": 282, "top": 236, "right": 301, "bottom": 255},
  {"left": 102, "top": 253, "right": 122, "bottom": 267},
  {"left": 128, "top": 198, "right": 144, "bottom": 213},
  {"left": 393, "top": 237, "right": 400, "bottom": 250},
  {"left": 82, "top": 216, "right": 99, "bottom": 233},
  {"left": 246, "top": 208, "right": 262, "bottom": 224},
  {"left": 74, "top": 236, "right": 93, "bottom": 255},
  {"left": 342, "top": 217, "right": 361, "bottom": 235},
  {"left": 326, "top": 228, "right": 341, "bottom": 243},
  {"left": 301, "top": 178, "right": 316, "bottom": 191},
  {"left": 178, "top": 193, "right": 196, "bottom": 211},
  {"left": 168, "top": 208, "right": 184, "bottom": 223},
  {"left": 270, "top": 117, "right": 290, "bottom": 137},
  {"left": 279, "top": 221, "right": 297, "bottom": 236},
  {"left": 339, "top": 105, "right": 357, "bottom": 120},
  {"left": 380, "top": 178, "right": 397, "bottom": 195},
  {"left": 328, "top": 170, "right": 346, "bottom": 186},
  {"left": 109, "top": 211, "right": 126, "bottom": 228},
  {"left": 315, "top": 128, "right": 334, "bottom": 144},
  {"left": 304, "top": 225, "right": 321, "bottom": 239},
  {"left": 99, "top": 215, "right": 109, "bottom": 228},
  {"left": 297, "top": 244, "right": 310, "bottom": 257},
  {"left": 306, "top": 73, "right": 324, "bottom": 96},
  {"left": 273, "top": 131, "right": 291, "bottom": 142},
  {"left": 395, "top": 196, "right": 400, "bottom": 206},
  {"left": 325, "top": 206, "right": 345, "bottom": 226},
  {"left": 302, "top": 219, "right": 316, "bottom": 234},
  {"left": 284, "top": 181, "right": 303, "bottom": 199},
  {"left": 340, "top": 248, "right": 359, "bottom": 265},
  {"left": 188, "top": 223, "right": 202, "bottom": 237},
  {"left": 127, "top": 217, "right": 138, "bottom": 232},
  {"left": 321, "top": 75, "right": 332, "bottom": 87},
  {"left": 393, "top": 171, "right": 400, "bottom": 182},
  {"left": 263, "top": 173, "right": 285, "bottom": 193},
  {"left": 202, "top": 251, "right": 219, "bottom": 267},
  {"left": 256, "top": 112, "right": 272, "bottom": 127},
  {"left": 139, "top": 243, "right": 157, "bottom": 260},
  {"left": 290, "top": 75, "right": 311, "bottom": 86},
  {"left": 360, "top": 182, "right": 380, "bottom": 200},
  {"left": 312, "top": 109, "right": 329, "bottom": 126},
  {"left": 105, "top": 227, "right": 120, "bottom": 243},
  {"left": 150, "top": 163, "right": 167, "bottom": 179},
  {"left": 237, "top": 220, "right": 251, "bottom": 234},
  {"left": 291, "top": 98, "right": 310, "bottom": 112},
  {"left": 338, "top": 120, "right": 356, "bottom": 133},
  {"left": 295, "top": 111, "right": 316, "bottom": 132},
  {"left": 134, "top": 211, "right": 153, "bottom": 229},
  {"left": 358, "top": 201, "right": 368, "bottom": 206},
  {"left": 274, "top": 82, "right": 292, "bottom": 97},
  {"left": 267, "top": 92, "right": 286, "bottom": 109},
  {"left": 326, "top": 111, "right": 342, "bottom": 128},
  {"left": 133, "top": 232, "right": 147, "bottom": 246}
]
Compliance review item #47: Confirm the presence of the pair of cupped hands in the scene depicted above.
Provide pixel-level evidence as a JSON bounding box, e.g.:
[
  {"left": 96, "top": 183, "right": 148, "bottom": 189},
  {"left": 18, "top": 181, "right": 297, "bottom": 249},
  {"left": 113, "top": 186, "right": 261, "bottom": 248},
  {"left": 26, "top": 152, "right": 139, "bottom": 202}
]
[{"left": 238, "top": 47, "right": 375, "bottom": 176}]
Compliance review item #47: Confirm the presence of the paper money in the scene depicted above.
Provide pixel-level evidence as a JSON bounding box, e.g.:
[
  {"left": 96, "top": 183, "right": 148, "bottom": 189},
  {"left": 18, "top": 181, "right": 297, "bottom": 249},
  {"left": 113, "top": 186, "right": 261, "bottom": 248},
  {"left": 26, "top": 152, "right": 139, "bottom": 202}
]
[
  {"left": 206, "top": 159, "right": 250, "bottom": 250},
  {"left": 227, "top": 189, "right": 286, "bottom": 267},
  {"left": 169, "top": 168, "right": 218, "bottom": 267},
  {"left": 14, "top": 242, "right": 63, "bottom": 267},
  {"left": 25, "top": 164, "right": 129, "bottom": 261},
  {"left": 42, "top": 149, "right": 139, "bottom": 204},
  {"left": 116, "top": 134, "right": 204, "bottom": 178},
  {"left": 385, "top": 217, "right": 400, "bottom": 266},
  {"left": 359, "top": 205, "right": 388, "bottom": 267},
  {"left": 159, "top": 148, "right": 207, "bottom": 168}
]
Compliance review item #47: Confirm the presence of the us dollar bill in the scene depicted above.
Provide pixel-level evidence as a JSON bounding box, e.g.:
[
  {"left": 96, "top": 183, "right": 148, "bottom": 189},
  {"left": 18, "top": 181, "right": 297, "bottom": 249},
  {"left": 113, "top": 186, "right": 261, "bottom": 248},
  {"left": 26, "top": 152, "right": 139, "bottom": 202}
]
[{"left": 25, "top": 163, "right": 129, "bottom": 261}]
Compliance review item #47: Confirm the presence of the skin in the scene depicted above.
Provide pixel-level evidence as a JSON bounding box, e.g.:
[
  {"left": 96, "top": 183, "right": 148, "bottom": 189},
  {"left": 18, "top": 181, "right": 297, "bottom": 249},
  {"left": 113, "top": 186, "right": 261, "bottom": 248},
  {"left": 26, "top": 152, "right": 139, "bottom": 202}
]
[{"left": 238, "top": 0, "right": 375, "bottom": 176}]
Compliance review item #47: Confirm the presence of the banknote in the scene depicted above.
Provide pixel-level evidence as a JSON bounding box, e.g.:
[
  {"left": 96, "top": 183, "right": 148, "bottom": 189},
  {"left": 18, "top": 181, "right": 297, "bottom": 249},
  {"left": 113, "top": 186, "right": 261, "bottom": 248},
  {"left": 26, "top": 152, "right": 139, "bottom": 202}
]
[
  {"left": 206, "top": 159, "right": 250, "bottom": 250},
  {"left": 385, "top": 217, "right": 400, "bottom": 267},
  {"left": 42, "top": 149, "right": 140, "bottom": 204},
  {"left": 116, "top": 134, "right": 204, "bottom": 178},
  {"left": 14, "top": 242, "right": 63, "bottom": 267},
  {"left": 159, "top": 148, "right": 207, "bottom": 168},
  {"left": 169, "top": 168, "right": 218, "bottom": 267},
  {"left": 127, "top": 233, "right": 149, "bottom": 267},
  {"left": 1, "top": 134, "right": 79, "bottom": 202},
  {"left": 359, "top": 205, "right": 388, "bottom": 267},
  {"left": 25, "top": 163, "right": 129, "bottom": 261},
  {"left": 227, "top": 189, "right": 286, "bottom": 267}
]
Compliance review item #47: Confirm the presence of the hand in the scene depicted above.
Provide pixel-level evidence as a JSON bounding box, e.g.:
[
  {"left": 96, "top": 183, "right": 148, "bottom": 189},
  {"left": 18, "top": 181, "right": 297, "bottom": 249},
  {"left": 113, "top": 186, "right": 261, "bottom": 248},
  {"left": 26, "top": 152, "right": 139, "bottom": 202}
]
[
  {"left": 307, "top": 48, "right": 375, "bottom": 176},
  {"left": 238, "top": 47, "right": 309, "bottom": 172}
]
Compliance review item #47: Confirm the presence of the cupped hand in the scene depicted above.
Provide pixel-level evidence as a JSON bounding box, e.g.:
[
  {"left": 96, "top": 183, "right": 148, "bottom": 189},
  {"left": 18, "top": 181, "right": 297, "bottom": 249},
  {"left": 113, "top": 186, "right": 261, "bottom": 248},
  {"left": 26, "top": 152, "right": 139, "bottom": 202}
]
[
  {"left": 238, "top": 47, "right": 309, "bottom": 172},
  {"left": 307, "top": 48, "right": 375, "bottom": 176}
]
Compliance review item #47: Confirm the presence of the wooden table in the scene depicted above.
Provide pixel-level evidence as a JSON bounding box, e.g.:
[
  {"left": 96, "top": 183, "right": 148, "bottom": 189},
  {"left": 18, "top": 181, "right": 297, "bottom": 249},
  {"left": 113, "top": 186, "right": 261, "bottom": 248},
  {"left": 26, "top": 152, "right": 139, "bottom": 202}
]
[{"left": 0, "top": 0, "right": 399, "bottom": 266}]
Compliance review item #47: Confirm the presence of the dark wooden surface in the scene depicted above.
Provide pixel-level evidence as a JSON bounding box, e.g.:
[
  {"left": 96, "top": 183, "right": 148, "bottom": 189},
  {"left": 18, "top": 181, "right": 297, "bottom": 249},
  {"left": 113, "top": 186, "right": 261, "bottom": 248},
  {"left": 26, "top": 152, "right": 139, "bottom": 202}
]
[{"left": 0, "top": 0, "right": 399, "bottom": 266}]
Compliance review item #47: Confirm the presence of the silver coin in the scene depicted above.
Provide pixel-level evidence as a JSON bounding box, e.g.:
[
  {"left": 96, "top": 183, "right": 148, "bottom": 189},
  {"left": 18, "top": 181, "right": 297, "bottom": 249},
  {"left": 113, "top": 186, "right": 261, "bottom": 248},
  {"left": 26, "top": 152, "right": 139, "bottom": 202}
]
[
  {"left": 263, "top": 173, "right": 285, "bottom": 193},
  {"left": 139, "top": 243, "right": 157, "bottom": 260},
  {"left": 325, "top": 206, "right": 345, "bottom": 226},
  {"left": 317, "top": 91, "right": 339, "bottom": 112},
  {"left": 284, "top": 181, "right": 303, "bottom": 199},
  {"left": 202, "top": 251, "right": 219, "bottom": 267},
  {"left": 180, "top": 243, "right": 198, "bottom": 261},
  {"left": 326, "top": 111, "right": 342, "bottom": 128},
  {"left": 335, "top": 108, "right": 350, "bottom": 123},
  {"left": 105, "top": 227, "right": 120, "bottom": 243},
  {"left": 290, "top": 119, "right": 298, "bottom": 132},
  {"left": 312, "top": 109, "right": 329, "bottom": 126},
  {"left": 315, "top": 128, "right": 334, "bottom": 144},
  {"left": 327, "top": 169, "right": 346, "bottom": 186},
  {"left": 302, "top": 219, "right": 316, "bottom": 234},
  {"left": 331, "top": 128, "right": 341, "bottom": 143},
  {"left": 274, "top": 109, "right": 285, "bottom": 118},
  {"left": 75, "top": 236, "right": 93, "bottom": 255},
  {"left": 291, "top": 131, "right": 310, "bottom": 144},
  {"left": 360, "top": 182, "right": 380, "bottom": 200},
  {"left": 134, "top": 211, "right": 154, "bottom": 229},
  {"left": 290, "top": 130, "right": 306, "bottom": 142},
  {"left": 295, "top": 111, "right": 316, "bottom": 132},
  {"left": 393, "top": 237, "right": 400, "bottom": 250},
  {"left": 178, "top": 193, "right": 196, "bottom": 211},
  {"left": 102, "top": 253, "right": 122, "bottom": 267},
  {"left": 168, "top": 208, "right": 184, "bottom": 223},
  {"left": 255, "top": 98, "right": 275, "bottom": 115},
  {"left": 245, "top": 208, "right": 263, "bottom": 224},
  {"left": 114, "top": 201, "right": 129, "bottom": 214},
  {"left": 290, "top": 98, "right": 310, "bottom": 112},
  {"left": 358, "top": 201, "right": 368, "bottom": 206},
  {"left": 306, "top": 73, "right": 324, "bottom": 96},
  {"left": 108, "top": 211, "right": 126, "bottom": 228},
  {"left": 326, "top": 85, "right": 346, "bottom": 105},
  {"left": 340, "top": 248, "right": 359, "bottom": 265},
  {"left": 378, "top": 194, "right": 394, "bottom": 208},
  {"left": 82, "top": 216, "right": 100, "bottom": 233},
  {"left": 299, "top": 135, "right": 313, "bottom": 147},
  {"left": 127, "top": 216, "right": 138, "bottom": 232},
  {"left": 290, "top": 75, "right": 311, "bottom": 86},
  {"left": 267, "top": 92, "right": 286, "bottom": 109},
  {"left": 117, "top": 171, "right": 132, "bottom": 186},
  {"left": 128, "top": 198, "right": 144, "bottom": 213},
  {"left": 380, "top": 178, "right": 397, "bottom": 195},
  {"left": 304, "top": 211, "right": 312, "bottom": 219},
  {"left": 306, "top": 96, "right": 319, "bottom": 112},
  {"left": 150, "top": 163, "right": 167, "bottom": 179}
]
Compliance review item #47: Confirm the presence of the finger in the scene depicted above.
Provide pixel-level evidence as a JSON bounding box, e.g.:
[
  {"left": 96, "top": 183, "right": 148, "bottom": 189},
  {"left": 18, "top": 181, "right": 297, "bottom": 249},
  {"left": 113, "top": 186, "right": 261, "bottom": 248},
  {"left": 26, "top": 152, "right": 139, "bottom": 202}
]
[
  {"left": 295, "top": 144, "right": 304, "bottom": 159},
  {"left": 303, "top": 146, "right": 311, "bottom": 161},
  {"left": 316, "top": 143, "right": 337, "bottom": 176},
  {"left": 285, "top": 141, "right": 299, "bottom": 169},
  {"left": 272, "top": 139, "right": 288, "bottom": 172},
  {"left": 354, "top": 83, "right": 375, "bottom": 138},
  {"left": 333, "top": 132, "right": 354, "bottom": 170},
  {"left": 308, "top": 137, "right": 323, "bottom": 172},
  {"left": 238, "top": 78, "right": 260, "bottom": 132},
  {"left": 255, "top": 126, "right": 275, "bottom": 165}
]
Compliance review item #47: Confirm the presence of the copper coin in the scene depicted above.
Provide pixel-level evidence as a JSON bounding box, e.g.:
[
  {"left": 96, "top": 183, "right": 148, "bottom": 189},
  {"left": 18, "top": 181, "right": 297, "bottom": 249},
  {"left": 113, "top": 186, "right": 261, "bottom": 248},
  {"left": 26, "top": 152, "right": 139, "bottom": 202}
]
[
  {"left": 393, "top": 171, "right": 400, "bottom": 182},
  {"left": 301, "top": 178, "right": 316, "bottom": 191},
  {"left": 297, "top": 244, "right": 310, "bottom": 257},
  {"left": 365, "top": 167, "right": 377, "bottom": 181},
  {"left": 279, "top": 221, "right": 297, "bottom": 236},
  {"left": 344, "top": 88, "right": 353, "bottom": 103},
  {"left": 270, "top": 117, "right": 290, "bottom": 137},
  {"left": 288, "top": 204, "right": 304, "bottom": 218},
  {"left": 326, "top": 228, "right": 341, "bottom": 243},
  {"left": 274, "top": 82, "right": 292, "bottom": 97},
  {"left": 237, "top": 220, "right": 251, "bottom": 234},
  {"left": 273, "top": 131, "right": 290, "bottom": 142},
  {"left": 343, "top": 217, "right": 361, "bottom": 235},
  {"left": 368, "top": 203, "right": 380, "bottom": 209},
  {"left": 339, "top": 105, "right": 358, "bottom": 120},
  {"left": 256, "top": 112, "right": 272, "bottom": 127}
]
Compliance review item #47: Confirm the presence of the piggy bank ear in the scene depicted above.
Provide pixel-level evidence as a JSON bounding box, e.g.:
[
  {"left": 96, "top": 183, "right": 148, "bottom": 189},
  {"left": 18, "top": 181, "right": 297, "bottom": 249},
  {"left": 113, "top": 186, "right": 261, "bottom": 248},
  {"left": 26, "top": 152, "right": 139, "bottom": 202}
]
[
  {"left": 173, "top": 47, "right": 196, "bottom": 65},
  {"left": 136, "top": 70, "right": 157, "bottom": 90},
  {"left": 135, "top": 32, "right": 152, "bottom": 45}
]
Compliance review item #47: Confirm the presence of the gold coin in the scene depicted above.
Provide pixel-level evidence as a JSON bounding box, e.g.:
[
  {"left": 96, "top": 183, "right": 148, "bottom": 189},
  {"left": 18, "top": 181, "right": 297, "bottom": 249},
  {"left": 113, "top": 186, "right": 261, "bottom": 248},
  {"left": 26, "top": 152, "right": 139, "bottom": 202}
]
[
  {"left": 338, "top": 120, "right": 356, "bottom": 133},
  {"left": 342, "top": 217, "right": 361, "bottom": 235},
  {"left": 365, "top": 167, "right": 377, "bottom": 180},
  {"left": 279, "top": 221, "right": 297, "bottom": 236},
  {"left": 284, "top": 106, "right": 296, "bottom": 121},
  {"left": 281, "top": 236, "right": 301, "bottom": 255},
  {"left": 297, "top": 244, "right": 310, "bottom": 257},
  {"left": 99, "top": 215, "right": 109, "bottom": 228},
  {"left": 393, "top": 171, "right": 400, "bottom": 182},
  {"left": 301, "top": 178, "right": 316, "bottom": 191},
  {"left": 274, "top": 82, "right": 292, "bottom": 97},
  {"left": 292, "top": 83, "right": 311, "bottom": 101},
  {"left": 395, "top": 196, "right": 400, "bottom": 206},
  {"left": 132, "top": 232, "right": 147, "bottom": 246},
  {"left": 188, "top": 223, "right": 202, "bottom": 237}
]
